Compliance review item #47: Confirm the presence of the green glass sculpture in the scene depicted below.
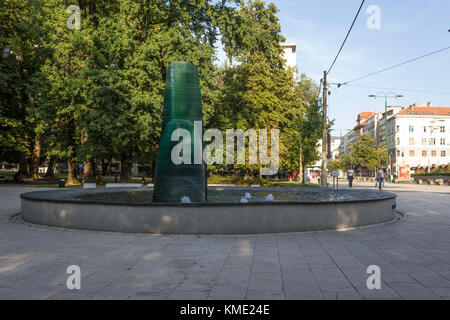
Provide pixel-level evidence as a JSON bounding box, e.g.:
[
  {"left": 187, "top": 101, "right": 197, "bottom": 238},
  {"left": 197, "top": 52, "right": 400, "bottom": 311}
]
[{"left": 153, "top": 62, "right": 207, "bottom": 203}]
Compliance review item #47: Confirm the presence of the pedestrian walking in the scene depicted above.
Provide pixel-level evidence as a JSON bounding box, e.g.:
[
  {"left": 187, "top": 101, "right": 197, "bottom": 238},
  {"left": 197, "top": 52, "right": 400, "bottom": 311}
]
[
  {"left": 376, "top": 168, "right": 384, "bottom": 190},
  {"left": 347, "top": 168, "right": 354, "bottom": 188}
]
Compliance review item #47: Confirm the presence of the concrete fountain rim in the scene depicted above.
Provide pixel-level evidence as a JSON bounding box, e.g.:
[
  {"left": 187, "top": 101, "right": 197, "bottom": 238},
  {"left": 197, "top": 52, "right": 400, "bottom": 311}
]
[{"left": 20, "top": 186, "right": 396, "bottom": 207}]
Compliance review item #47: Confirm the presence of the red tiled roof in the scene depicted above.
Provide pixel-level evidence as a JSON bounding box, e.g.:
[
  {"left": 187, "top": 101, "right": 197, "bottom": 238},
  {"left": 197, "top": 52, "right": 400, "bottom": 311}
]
[
  {"left": 353, "top": 112, "right": 376, "bottom": 130},
  {"left": 359, "top": 112, "right": 376, "bottom": 120},
  {"left": 398, "top": 106, "right": 450, "bottom": 116}
]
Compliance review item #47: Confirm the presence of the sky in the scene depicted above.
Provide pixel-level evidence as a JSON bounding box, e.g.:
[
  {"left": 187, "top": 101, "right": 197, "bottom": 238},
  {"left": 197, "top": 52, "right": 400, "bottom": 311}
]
[{"left": 221, "top": 0, "right": 450, "bottom": 136}]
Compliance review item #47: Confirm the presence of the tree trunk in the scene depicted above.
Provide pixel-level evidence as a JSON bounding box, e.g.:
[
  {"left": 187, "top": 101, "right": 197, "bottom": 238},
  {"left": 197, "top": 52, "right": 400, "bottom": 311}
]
[
  {"left": 92, "top": 159, "right": 96, "bottom": 177},
  {"left": 82, "top": 160, "right": 95, "bottom": 183},
  {"left": 151, "top": 153, "right": 157, "bottom": 182},
  {"left": 19, "top": 153, "right": 29, "bottom": 176},
  {"left": 101, "top": 158, "right": 110, "bottom": 176},
  {"left": 45, "top": 156, "right": 57, "bottom": 177},
  {"left": 120, "top": 161, "right": 132, "bottom": 183},
  {"left": 30, "top": 134, "right": 42, "bottom": 179},
  {"left": 299, "top": 146, "right": 304, "bottom": 184},
  {"left": 66, "top": 160, "right": 79, "bottom": 185}
]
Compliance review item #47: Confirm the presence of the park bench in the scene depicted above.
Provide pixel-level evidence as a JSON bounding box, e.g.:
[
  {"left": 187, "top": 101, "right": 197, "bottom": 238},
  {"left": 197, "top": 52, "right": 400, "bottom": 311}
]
[
  {"left": 105, "top": 183, "right": 143, "bottom": 188},
  {"left": 83, "top": 183, "right": 97, "bottom": 189}
]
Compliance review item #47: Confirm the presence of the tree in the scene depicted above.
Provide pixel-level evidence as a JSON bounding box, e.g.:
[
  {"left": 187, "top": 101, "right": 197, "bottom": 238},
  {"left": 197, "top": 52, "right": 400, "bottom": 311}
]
[
  {"left": 327, "top": 154, "right": 352, "bottom": 171},
  {"left": 349, "top": 133, "right": 388, "bottom": 178},
  {"left": 3, "top": 0, "right": 325, "bottom": 186},
  {"left": 282, "top": 74, "right": 324, "bottom": 183},
  {"left": 26, "top": 0, "right": 231, "bottom": 183},
  {"left": 0, "top": 0, "right": 46, "bottom": 175},
  {"left": 212, "top": 0, "right": 300, "bottom": 177},
  {"left": 327, "top": 159, "right": 341, "bottom": 171}
]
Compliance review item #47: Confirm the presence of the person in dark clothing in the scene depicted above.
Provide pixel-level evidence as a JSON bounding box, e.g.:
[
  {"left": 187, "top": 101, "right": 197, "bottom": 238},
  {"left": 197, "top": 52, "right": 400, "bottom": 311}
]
[
  {"left": 13, "top": 172, "right": 24, "bottom": 184},
  {"left": 347, "top": 168, "right": 354, "bottom": 188},
  {"left": 376, "top": 168, "right": 384, "bottom": 190}
]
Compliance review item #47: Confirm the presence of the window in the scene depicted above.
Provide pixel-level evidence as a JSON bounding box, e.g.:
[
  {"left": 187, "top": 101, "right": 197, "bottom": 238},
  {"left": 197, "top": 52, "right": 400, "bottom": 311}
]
[
  {"left": 423, "top": 126, "right": 427, "bottom": 133},
  {"left": 430, "top": 138, "right": 436, "bottom": 145},
  {"left": 422, "top": 138, "right": 427, "bottom": 145},
  {"left": 396, "top": 138, "right": 400, "bottom": 145},
  {"left": 409, "top": 138, "right": 414, "bottom": 145},
  {"left": 409, "top": 150, "right": 415, "bottom": 157},
  {"left": 440, "top": 138, "right": 446, "bottom": 145},
  {"left": 397, "top": 150, "right": 400, "bottom": 157},
  {"left": 422, "top": 150, "right": 427, "bottom": 157},
  {"left": 401, "top": 151, "right": 405, "bottom": 157},
  {"left": 440, "top": 126, "right": 445, "bottom": 133},
  {"left": 409, "top": 126, "right": 414, "bottom": 132},
  {"left": 431, "top": 150, "right": 436, "bottom": 157},
  {"left": 441, "top": 151, "right": 446, "bottom": 157}
]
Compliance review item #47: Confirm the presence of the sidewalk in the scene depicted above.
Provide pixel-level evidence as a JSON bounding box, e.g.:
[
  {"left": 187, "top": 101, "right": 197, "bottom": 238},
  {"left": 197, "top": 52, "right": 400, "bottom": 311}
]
[{"left": 0, "top": 184, "right": 449, "bottom": 300}]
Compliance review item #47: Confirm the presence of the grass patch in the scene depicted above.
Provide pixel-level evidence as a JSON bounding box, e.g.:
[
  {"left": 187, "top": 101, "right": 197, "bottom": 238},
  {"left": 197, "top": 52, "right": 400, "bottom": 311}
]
[{"left": 207, "top": 174, "right": 268, "bottom": 186}]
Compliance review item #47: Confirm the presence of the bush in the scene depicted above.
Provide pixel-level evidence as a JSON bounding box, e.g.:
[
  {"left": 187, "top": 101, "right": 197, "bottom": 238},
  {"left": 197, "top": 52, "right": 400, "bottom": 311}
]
[
  {"left": 207, "top": 174, "right": 320, "bottom": 187},
  {"left": 412, "top": 170, "right": 450, "bottom": 177}
]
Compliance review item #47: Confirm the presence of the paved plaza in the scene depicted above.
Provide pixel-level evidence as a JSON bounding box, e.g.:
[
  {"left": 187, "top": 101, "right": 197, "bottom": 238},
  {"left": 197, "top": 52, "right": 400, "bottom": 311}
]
[{"left": 0, "top": 182, "right": 449, "bottom": 300}]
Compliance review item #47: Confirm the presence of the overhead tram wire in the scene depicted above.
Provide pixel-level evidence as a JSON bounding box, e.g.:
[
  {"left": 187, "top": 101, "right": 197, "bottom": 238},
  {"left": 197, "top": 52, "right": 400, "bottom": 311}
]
[
  {"left": 326, "top": 0, "right": 366, "bottom": 76},
  {"left": 329, "top": 83, "right": 450, "bottom": 96},
  {"left": 336, "top": 46, "right": 450, "bottom": 87},
  {"left": 317, "top": 1, "right": 365, "bottom": 187},
  {"left": 317, "top": 0, "right": 365, "bottom": 88}
]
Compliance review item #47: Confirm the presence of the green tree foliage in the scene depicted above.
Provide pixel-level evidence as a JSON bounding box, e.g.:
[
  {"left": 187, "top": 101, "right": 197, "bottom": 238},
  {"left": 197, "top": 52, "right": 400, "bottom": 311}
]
[
  {"left": 211, "top": 0, "right": 302, "bottom": 176},
  {"left": 2, "top": 0, "right": 324, "bottom": 183},
  {"left": 327, "top": 154, "right": 352, "bottom": 171},
  {"left": 0, "top": 0, "right": 43, "bottom": 166},
  {"left": 25, "top": 0, "right": 232, "bottom": 182},
  {"left": 349, "top": 133, "right": 388, "bottom": 177},
  {"left": 283, "top": 74, "right": 324, "bottom": 183}
]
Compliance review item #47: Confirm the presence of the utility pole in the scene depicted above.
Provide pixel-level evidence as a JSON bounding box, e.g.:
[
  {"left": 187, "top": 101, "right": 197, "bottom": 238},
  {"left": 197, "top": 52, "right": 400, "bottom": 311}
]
[
  {"left": 321, "top": 71, "right": 328, "bottom": 188},
  {"left": 369, "top": 92, "right": 403, "bottom": 182}
]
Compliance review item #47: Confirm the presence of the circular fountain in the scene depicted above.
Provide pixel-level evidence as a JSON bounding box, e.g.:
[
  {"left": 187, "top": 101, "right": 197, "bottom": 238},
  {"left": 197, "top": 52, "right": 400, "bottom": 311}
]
[
  {"left": 20, "top": 62, "right": 397, "bottom": 235},
  {"left": 20, "top": 186, "right": 396, "bottom": 235}
]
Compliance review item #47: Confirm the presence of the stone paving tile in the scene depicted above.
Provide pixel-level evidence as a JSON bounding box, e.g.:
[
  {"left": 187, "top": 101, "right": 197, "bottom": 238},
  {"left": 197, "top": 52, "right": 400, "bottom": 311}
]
[
  {"left": 428, "top": 286, "right": 450, "bottom": 298},
  {"left": 0, "top": 183, "right": 449, "bottom": 299},
  {"left": 247, "top": 278, "right": 283, "bottom": 291},
  {"left": 246, "top": 290, "right": 285, "bottom": 300},
  {"left": 355, "top": 283, "right": 401, "bottom": 300},
  {"left": 48, "top": 291, "right": 94, "bottom": 300},
  {"left": 321, "top": 289, "right": 363, "bottom": 300},
  {"left": 386, "top": 282, "right": 442, "bottom": 300},
  {"left": 208, "top": 285, "right": 247, "bottom": 300}
]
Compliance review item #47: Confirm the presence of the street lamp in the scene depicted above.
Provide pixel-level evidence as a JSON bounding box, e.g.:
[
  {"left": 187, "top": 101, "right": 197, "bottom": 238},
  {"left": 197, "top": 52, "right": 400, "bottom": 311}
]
[{"left": 368, "top": 92, "right": 403, "bottom": 182}]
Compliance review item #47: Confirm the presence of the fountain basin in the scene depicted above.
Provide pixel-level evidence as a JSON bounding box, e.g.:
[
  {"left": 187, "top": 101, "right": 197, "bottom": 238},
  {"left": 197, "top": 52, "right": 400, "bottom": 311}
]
[{"left": 20, "top": 187, "right": 397, "bottom": 235}]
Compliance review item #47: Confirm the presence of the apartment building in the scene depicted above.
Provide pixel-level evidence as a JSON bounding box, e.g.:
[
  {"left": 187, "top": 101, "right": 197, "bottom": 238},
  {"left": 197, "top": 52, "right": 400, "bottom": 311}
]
[
  {"left": 340, "top": 103, "right": 450, "bottom": 179},
  {"left": 387, "top": 103, "right": 450, "bottom": 175},
  {"left": 282, "top": 43, "right": 297, "bottom": 80},
  {"left": 340, "top": 112, "right": 376, "bottom": 155}
]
